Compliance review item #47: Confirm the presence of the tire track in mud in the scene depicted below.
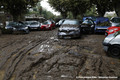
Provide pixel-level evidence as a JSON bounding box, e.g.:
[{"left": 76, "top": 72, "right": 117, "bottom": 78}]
[
  {"left": 15, "top": 40, "right": 120, "bottom": 80},
  {"left": 0, "top": 29, "right": 120, "bottom": 80},
  {"left": 0, "top": 29, "right": 58, "bottom": 80},
  {"left": 0, "top": 38, "right": 29, "bottom": 69},
  {"left": 0, "top": 30, "right": 55, "bottom": 69},
  {"left": 3, "top": 38, "right": 46, "bottom": 80}
]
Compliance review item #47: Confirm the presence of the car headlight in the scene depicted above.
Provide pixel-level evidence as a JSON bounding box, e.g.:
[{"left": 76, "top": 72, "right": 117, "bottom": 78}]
[
  {"left": 23, "top": 27, "right": 28, "bottom": 29},
  {"left": 5, "top": 27, "right": 9, "bottom": 29},
  {"left": 74, "top": 28, "right": 80, "bottom": 31},
  {"left": 109, "top": 29, "right": 114, "bottom": 32},
  {"left": 13, "top": 27, "right": 16, "bottom": 30}
]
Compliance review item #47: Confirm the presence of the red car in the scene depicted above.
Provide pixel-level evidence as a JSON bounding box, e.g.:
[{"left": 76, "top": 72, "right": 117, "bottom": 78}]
[
  {"left": 105, "top": 23, "right": 120, "bottom": 36},
  {"left": 41, "top": 20, "right": 55, "bottom": 30}
]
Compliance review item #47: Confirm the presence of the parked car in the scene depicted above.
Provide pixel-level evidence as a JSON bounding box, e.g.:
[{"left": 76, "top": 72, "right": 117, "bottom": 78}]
[
  {"left": 94, "top": 21, "right": 110, "bottom": 33},
  {"left": 56, "top": 19, "right": 65, "bottom": 27},
  {"left": 81, "top": 18, "right": 95, "bottom": 33},
  {"left": 24, "top": 21, "right": 41, "bottom": 30},
  {"left": 41, "top": 20, "right": 55, "bottom": 30},
  {"left": 103, "top": 31, "right": 120, "bottom": 58},
  {"left": 110, "top": 17, "right": 120, "bottom": 26},
  {"left": 2, "top": 22, "right": 29, "bottom": 34},
  {"left": 58, "top": 19, "right": 81, "bottom": 39},
  {"left": 105, "top": 23, "right": 120, "bottom": 36}
]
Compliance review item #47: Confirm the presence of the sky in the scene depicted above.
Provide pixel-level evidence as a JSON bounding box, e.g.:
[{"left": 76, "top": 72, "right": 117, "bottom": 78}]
[{"left": 40, "top": 0, "right": 60, "bottom": 16}]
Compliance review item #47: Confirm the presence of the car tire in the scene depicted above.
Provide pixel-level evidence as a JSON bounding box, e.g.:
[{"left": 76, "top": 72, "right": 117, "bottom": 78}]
[
  {"left": 25, "top": 30, "right": 29, "bottom": 34},
  {"left": 50, "top": 27, "right": 53, "bottom": 30},
  {"left": 108, "top": 45, "right": 120, "bottom": 58}
]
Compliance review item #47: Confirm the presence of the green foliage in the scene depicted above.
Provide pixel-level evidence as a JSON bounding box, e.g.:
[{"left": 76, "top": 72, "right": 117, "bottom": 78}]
[
  {"left": 85, "top": 5, "right": 98, "bottom": 16},
  {"left": 26, "top": 5, "right": 56, "bottom": 20},
  {"left": 41, "top": 9, "right": 55, "bottom": 19},
  {"left": 1, "top": 0, "right": 41, "bottom": 21},
  {"left": 48, "top": 0, "right": 91, "bottom": 19},
  {"left": 90, "top": 0, "right": 113, "bottom": 16}
]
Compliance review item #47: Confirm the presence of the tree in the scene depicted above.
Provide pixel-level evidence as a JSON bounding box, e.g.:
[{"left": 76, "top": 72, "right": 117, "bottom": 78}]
[
  {"left": 1, "top": 0, "right": 41, "bottom": 21},
  {"left": 68, "top": 0, "right": 91, "bottom": 18},
  {"left": 48, "top": 0, "right": 91, "bottom": 19},
  {"left": 90, "top": 0, "right": 113, "bottom": 17},
  {"left": 112, "top": 0, "right": 120, "bottom": 17},
  {"left": 48, "top": 0, "right": 68, "bottom": 18}
]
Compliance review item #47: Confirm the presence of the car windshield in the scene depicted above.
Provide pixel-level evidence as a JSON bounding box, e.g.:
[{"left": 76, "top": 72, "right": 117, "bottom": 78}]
[
  {"left": 111, "top": 18, "right": 120, "bottom": 23},
  {"left": 30, "top": 22, "right": 39, "bottom": 25},
  {"left": 43, "top": 21, "right": 51, "bottom": 25},
  {"left": 59, "top": 20, "right": 64, "bottom": 24},
  {"left": 62, "top": 20, "right": 79, "bottom": 25},
  {"left": 82, "top": 20, "right": 93, "bottom": 24},
  {"left": 7, "top": 22, "right": 17, "bottom": 26}
]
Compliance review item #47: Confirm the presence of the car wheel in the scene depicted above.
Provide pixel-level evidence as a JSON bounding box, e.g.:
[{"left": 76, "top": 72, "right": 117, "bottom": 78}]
[
  {"left": 50, "top": 27, "right": 53, "bottom": 30},
  {"left": 25, "top": 30, "right": 29, "bottom": 34},
  {"left": 57, "top": 35, "right": 63, "bottom": 39},
  {"left": 108, "top": 45, "right": 120, "bottom": 58}
]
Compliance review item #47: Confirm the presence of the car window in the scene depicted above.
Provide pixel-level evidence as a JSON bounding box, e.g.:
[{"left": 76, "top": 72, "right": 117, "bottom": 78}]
[
  {"left": 62, "top": 20, "right": 79, "bottom": 25},
  {"left": 43, "top": 21, "right": 51, "bottom": 24},
  {"left": 7, "top": 22, "right": 17, "bottom": 26},
  {"left": 111, "top": 18, "right": 120, "bottom": 23},
  {"left": 82, "top": 20, "right": 93, "bottom": 24}
]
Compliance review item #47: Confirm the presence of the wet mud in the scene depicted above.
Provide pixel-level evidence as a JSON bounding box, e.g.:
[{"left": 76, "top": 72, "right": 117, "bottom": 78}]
[{"left": 0, "top": 29, "right": 119, "bottom": 80}]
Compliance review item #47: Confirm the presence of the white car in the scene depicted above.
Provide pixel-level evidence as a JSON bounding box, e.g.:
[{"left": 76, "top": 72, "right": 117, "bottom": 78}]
[
  {"left": 24, "top": 21, "right": 41, "bottom": 30},
  {"left": 103, "top": 31, "right": 120, "bottom": 58}
]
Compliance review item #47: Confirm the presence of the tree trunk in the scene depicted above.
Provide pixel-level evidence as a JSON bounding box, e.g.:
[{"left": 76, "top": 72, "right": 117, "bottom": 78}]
[
  {"left": 114, "top": 2, "right": 120, "bottom": 17},
  {"left": 61, "top": 12, "right": 67, "bottom": 18},
  {"left": 97, "top": 4, "right": 106, "bottom": 17},
  {"left": 72, "top": 12, "right": 78, "bottom": 19}
]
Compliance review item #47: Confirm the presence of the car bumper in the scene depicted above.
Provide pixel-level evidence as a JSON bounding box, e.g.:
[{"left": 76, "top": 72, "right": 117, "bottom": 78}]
[
  {"left": 58, "top": 32, "right": 80, "bottom": 38},
  {"left": 13, "top": 29, "right": 29, "bottom": 34},
  {"left": 103, "top": 42, "right": 111, "bottom": 52},
  {"left": 103, "top": 46, "right": 109, "bottom": 52},
  {"left": 29, "top": 27, "right": 40, "bottom": 30}
]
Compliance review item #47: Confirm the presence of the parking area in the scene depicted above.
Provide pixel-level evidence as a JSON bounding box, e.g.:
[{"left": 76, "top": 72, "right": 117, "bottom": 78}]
[{"left": 0, "top": 28, "right": 119, "bottom": 80}]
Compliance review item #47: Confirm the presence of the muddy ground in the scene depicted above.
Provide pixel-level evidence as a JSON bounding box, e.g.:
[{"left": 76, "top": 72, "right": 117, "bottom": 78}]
[{"left": 0, "top": 28, "right": 120, "bottom": 80}]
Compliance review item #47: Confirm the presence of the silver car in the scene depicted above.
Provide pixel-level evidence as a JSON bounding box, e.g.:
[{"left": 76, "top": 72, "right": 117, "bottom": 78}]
[
  {"left": 103, "top": 31, "right": 120, "bottom": 58},
  {"left": 58, "top": 19, "right": 81, "bottom": 39}
]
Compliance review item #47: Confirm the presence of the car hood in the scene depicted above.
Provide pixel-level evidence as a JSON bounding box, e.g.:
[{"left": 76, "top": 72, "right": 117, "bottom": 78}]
[
  {"left": 59, "top": 25, "right": 79, "bottom": 31},
  {"left": 103, "top": 33, "right": 115, "bottom": 44}
]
